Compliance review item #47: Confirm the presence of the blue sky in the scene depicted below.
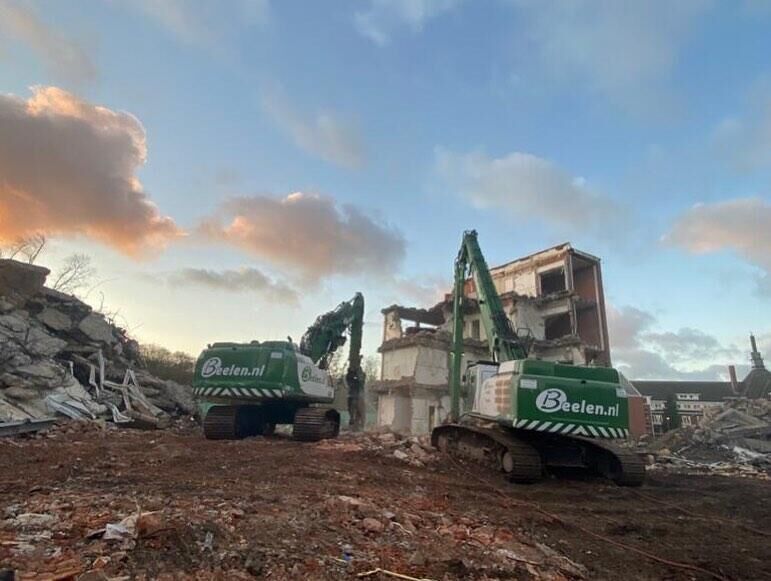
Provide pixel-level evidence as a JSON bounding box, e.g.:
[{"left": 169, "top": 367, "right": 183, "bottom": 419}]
[{"left": 0, "top": 0, "right": 769, "bottom": 379}]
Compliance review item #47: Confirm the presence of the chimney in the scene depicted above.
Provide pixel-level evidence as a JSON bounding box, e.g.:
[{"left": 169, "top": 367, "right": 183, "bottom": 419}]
[{"left": 728, "top": 365, "right": 740, "bottom": 394}]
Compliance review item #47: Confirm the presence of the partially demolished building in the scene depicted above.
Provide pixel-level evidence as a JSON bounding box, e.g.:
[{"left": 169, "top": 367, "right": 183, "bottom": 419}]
[{"left": 373, "top": 243, "right": 614, "bottom": 434}]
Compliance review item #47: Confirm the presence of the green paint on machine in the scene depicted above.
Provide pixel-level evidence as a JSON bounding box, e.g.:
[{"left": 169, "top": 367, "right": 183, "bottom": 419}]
[
  {"left": 511, "top": 362, "right": 630, "bottom": 437},
  {"left": 192, "top": 340, "right": 333, "bottom": 410}
]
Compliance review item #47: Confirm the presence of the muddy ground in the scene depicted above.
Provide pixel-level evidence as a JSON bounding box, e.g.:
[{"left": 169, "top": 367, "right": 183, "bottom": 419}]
[{"left": 1, "top": 422, "right": 769, "bottom": 581}]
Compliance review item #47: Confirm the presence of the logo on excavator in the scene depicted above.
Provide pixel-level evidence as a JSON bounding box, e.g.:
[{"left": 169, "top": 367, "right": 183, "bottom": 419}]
[
  {"left": 300, "top": 365, "right": 327, "bottom": 384},
  {"left": 536, "top": 388, "right": 567, "bottom": 412},
  {"left": 535, "top": 388, "right": 619, "bottom": 417},
  {"left": 200, "top": 357, "right": 264, "bottom": 379}
]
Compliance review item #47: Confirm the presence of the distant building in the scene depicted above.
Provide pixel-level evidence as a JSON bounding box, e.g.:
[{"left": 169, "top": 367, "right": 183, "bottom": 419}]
[
  {"left": 632, "top": 335, "right": 771, "bottom": 436},
  {"left": 631, "top": 381, "right": 732, "bottom": 436}
]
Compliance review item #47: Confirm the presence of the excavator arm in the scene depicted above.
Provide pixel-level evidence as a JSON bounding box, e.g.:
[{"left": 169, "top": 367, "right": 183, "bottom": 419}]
[
  {"left": 450, "top": 230, "right": 529, "bottom": 419},
  {"left": 299, "top": 293, "right": 366, "bottom": 430}
]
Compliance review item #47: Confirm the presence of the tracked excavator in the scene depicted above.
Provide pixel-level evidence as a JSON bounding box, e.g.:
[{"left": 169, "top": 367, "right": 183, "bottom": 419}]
[
  {"left": 193, "top": 293, "right": 366, "bottom": 441},
  {"left": 431, "top": 231, "right": 645, "bottom": 486}
]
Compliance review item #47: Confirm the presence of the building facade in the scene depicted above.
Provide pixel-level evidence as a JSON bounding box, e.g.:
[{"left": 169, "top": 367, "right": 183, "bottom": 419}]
[
  {"left": 372, "top": 243, "right": 618, "bottom": 434},
  {"left": 633, "top": 336, "right": 771, "bottom": 436},
  {"left": 632, "top": 381, "right": 733, "bottom": 436}
]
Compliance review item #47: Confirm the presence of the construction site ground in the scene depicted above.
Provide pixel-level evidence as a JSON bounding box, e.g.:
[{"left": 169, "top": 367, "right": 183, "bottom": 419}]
[{"left": 2, "top": 423, "right": 769, "bottom": 581}]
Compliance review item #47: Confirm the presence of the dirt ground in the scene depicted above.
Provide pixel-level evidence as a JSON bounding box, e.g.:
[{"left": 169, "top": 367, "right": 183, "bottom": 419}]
[{"left": 1, "top": 422, "right": 769, "bottom": 581}]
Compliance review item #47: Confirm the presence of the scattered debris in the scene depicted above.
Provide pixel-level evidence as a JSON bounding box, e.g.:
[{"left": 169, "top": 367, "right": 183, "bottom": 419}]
[
  {"left": 2, "top": 425, "right": 769, "bottom": 580},
  {"left": 0, "top": 418, "right": 56, "bottom": 438},
  {"left": 648, "top": 398, "right": 771, "bottom": 477},
  {"left": 318, "top": 430, "right": 441, "bottom": 466}
]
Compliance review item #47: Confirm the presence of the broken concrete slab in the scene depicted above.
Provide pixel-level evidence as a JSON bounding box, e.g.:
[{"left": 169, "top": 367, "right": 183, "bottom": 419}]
[
  {"left": 0, "top": 260, "right": 49, "bottom": 305},
  {"left": 77, "top": 313, "right": 115, "bottom": 344},
  {"left": 36, "top": 308, "right": 72, "bottom": 332}
]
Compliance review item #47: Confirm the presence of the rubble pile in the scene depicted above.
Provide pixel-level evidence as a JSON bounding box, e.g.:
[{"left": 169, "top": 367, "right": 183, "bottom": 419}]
[
  {"left": 650, "top": 398, "right": 771, "bottom": 477},
  {"left": 0, "top": 259, "right": 195, "bottom": 426},
  {"left": 316, "top": 430, "right": 440, "bottom": 467}
]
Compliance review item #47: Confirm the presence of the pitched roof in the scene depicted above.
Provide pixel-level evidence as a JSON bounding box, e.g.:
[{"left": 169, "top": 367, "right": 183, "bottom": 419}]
[
  {"left": 742, "top": 368, "right": 771, "bottom": 399},
  {"left": 631, "top": 380, "right": 734, "bottom": 402}
]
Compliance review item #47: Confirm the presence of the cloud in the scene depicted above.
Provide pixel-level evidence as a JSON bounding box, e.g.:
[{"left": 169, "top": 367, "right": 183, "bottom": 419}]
[
  {"left": 261, "top": 89, "right": 366, "bottom": 169},
  {"left": 665, "top": 197, "right": 771, "bottom": 296},
  {"left": 0, "top": 0, "right": 97, "bottom": 83},
  {"left": 121, "top": 0, "right": 269, "bottom": 47},
  {"left": 168, "top": 267, "right": 298, "bottom": 304},
  {"left": 645, "top": 328, "right": 739, "bottom": 363},
  {"left": 712, "top": 81, "right": 771, "bottom": 170},
  {"left": 605, "top": 305, "right": 655, "bottom": 350},
  {"left": 507, "top": 0, "right": 710, "bottom": 111},
  {"left": 354, "top": 0, "right": 464, "bottom": 45},
  {"left": 198, "top": 192, "right": 405, "bottom": 282},
  {"left": 0, "top": 86, "right": 181, "bottom": 256},
  {"left": 392, "top": 276, "right": 449, "bottom": 307},
  {"left": 435, "top": 148, "right": 621, "bottom": 234},
  {"left": 607, "top": 304, "right": 742, "bottom": 379}
]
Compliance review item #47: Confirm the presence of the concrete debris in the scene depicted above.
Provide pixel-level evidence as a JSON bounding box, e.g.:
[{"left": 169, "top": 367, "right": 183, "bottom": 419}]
[
  {"left": 315, "top": 430, "right": 440, "bottom": 466},
  {"left": 0, "top": 259, "right": 194, "bottom": 428},
  {"left": 649, "top": 398, "right": 771, "bottom": 477},
  {"left": 319, "top": 490, "right": 589, "bottom": 580},
  {"left": 8, "top": 513, "right": 57, "bottom": 529},
  {"left": 0, "top": 418, "right": 56, "bottom": 437},
  {"left": 98, "top": 511, "right": 166, "bottom": 550},
  {"left": 0, "top": 260, "right": 49, "bottom": 306}
]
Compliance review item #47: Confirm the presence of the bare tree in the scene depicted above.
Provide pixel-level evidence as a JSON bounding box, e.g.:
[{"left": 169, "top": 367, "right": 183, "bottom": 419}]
[
  {"left": 0, "top": 234, "right": 47, "bottom": 264},
  {"left": 51, "top": 254, "right": 96, "bottom": 296},
  {"left": 139, "top": 343, "right": 196, "bottom": 384}
]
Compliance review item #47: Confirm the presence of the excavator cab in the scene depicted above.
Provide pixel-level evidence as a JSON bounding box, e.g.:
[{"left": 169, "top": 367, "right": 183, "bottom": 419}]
[{"left": 463, "top": 361, "right": 499, "bottom": 412}]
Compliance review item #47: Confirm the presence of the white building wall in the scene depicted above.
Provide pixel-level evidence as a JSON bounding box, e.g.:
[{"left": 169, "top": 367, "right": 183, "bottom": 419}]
[
  {"left": 382, "top": 346, "right": 418, "bottom": 380},
  {"left": 510, "top": 301, "right": 544, "bottom": 340},
  {"left": 512, "top": 270, "right": 538, "bottom": 296},
  {"left": 411, "top": 397, "right": 429, "bottom": 434},
  {"left": 409, "top": 393, "right": 452, "bottom": 435},
  {"left": 414, "top": 346, "right": 450, "bottom": 385},
  {"left": 377, "top": 394, "right": 396, "bottom": 426}
]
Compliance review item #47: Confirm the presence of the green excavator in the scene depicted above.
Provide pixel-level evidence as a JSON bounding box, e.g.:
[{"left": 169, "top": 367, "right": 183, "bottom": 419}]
[
  {"left": 431, "top": 231, "right": 645, "bottom": 486},
  {"left": 193, "top": 293, "right": 366, "bottom": 441}
]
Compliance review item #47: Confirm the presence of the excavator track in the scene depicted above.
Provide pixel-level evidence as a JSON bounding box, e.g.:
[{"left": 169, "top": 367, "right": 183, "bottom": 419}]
[
  {"left": 431, "top": 424, "right": 543, "bottom": 483},
  {"left": 292, "top": 407, "right": 340, "bottom": 442},
  {"left": 203, "top": 405, "right": 240, "bottom": 440},
  {"left": 577, "top": 436, "right": 647, "bottom": 487},
  {"left": 203, "top": 405, "right": 277, "bottom": 440}
]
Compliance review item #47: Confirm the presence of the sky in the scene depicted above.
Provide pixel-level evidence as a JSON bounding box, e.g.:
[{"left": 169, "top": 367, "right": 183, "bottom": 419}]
[{"left": 0, "top": 0, "right": 769, "bottom": 380}]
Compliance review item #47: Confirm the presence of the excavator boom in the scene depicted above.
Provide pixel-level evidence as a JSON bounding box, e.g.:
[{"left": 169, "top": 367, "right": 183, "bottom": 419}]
[
  {"left": 299, "top": 292, "right": 366, "bottom": 430},
  {"left": 451, "top": 230, "right": 528, "bottom": 419}
]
